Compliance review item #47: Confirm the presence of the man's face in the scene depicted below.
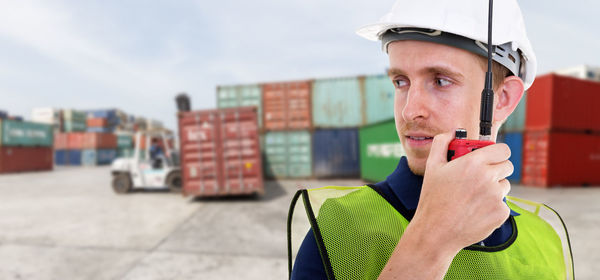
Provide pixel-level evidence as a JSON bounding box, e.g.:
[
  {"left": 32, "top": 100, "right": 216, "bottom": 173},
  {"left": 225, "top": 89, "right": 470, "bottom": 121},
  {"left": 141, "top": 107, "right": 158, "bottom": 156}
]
[{"left": 388, "top": 40, "right": 487, "bottom": 175}]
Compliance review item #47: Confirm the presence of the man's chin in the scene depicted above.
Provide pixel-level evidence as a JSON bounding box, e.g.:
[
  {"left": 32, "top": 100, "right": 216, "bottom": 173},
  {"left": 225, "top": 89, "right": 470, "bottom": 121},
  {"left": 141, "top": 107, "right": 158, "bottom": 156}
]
[{"left": 406, "top": 157, "right": 426, "bottom": 176}]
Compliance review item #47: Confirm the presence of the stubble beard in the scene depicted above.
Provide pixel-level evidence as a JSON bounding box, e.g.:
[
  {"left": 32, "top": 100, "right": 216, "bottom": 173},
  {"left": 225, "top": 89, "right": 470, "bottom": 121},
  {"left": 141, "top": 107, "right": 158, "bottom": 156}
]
[{"left": 399, "top": 121, "right": 444, "bottom": 176}]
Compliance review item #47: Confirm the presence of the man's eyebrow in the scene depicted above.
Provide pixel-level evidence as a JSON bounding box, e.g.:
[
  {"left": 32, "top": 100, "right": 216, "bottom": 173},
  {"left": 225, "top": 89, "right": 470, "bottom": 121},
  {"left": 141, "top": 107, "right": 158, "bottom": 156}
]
[
  {"left": 423, "top": 67, "right": 465, "bottom": 80},
  {"left": 387, "top": 68, "right": 406, "bottom": 77}
]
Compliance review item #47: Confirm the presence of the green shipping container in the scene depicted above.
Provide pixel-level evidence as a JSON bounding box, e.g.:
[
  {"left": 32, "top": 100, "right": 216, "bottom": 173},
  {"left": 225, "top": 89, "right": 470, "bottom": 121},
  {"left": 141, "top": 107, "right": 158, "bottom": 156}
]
[
  {"left": 264, "top": 130, "right": 312, "bottom": 178},
  {"left": 117, "top": 134, "right": 133, "bottom": 148},
  {"left": 217, "top": 84, "right": 263, "bottom": 128},
  {"left": 117, "top": 148, "right": 134, "bottom": 158},
  {"left": 312, "top": 76, "right": 366, "bottom": 128},
  {"left": 0, "top": 119, "right": 53, "bottom": 147},
  {"left": 359, "top": 119, "right": 405, "bottom": 182},
  {"left": 500, "top": 94, "right": 527, "bottom": 133},
  {"left": 62, "top": 109, "right": 87, "bottom": 132},
  {"left": 365, "top": 74, "right": 396, "bottom": 125}
]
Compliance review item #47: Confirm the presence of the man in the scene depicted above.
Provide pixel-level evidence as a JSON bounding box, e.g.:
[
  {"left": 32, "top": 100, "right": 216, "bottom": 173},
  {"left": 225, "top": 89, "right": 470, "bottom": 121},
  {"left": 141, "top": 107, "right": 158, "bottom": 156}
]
[
  {"left": 288, "top": 0, "right": 572, "bottom": 279},
  {"left": 150, "top": 138, "right": 164, "bottom": 169}
]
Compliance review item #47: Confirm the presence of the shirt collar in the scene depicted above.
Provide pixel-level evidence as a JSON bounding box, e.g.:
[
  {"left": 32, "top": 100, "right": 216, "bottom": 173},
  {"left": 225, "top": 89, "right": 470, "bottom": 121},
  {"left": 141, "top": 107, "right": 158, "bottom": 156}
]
[{"left": 386, "top": 156, "right": 519, "bottom": 216}]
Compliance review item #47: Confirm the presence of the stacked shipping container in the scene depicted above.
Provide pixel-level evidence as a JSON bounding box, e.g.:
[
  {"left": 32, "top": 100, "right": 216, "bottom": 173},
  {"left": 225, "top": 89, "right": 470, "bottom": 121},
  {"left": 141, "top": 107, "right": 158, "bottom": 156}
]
[
  {"left": 178, "top": 107, "right": 263, "bottom": 197},
  {"left": 522, "top": 74, "right": 600, "bottom": 187},
  {"left": 0, "top": 119, "right": 54, "bottom": 173}
]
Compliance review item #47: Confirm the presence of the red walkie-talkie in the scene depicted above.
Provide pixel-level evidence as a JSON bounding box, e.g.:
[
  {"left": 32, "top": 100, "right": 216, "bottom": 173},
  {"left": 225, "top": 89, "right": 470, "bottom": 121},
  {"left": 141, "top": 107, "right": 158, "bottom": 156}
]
[{"left": 447, "top": 0, "right": 496, "bottom": 162}]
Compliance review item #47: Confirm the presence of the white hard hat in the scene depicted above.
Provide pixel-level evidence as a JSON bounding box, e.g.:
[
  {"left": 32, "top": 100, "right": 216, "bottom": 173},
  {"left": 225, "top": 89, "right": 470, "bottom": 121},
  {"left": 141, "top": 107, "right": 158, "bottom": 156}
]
[{"left": 356, "top": 0, "right": 537, "bottom": 90}]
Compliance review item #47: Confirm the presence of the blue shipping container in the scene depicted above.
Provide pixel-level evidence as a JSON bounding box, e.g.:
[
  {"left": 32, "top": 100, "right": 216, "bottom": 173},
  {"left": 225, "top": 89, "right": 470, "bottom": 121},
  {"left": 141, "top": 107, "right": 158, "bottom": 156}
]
[
  {"left": 312, "top": 128, "right": 360, "bottom": 178},
  {"left": 55, "top": 150, "right": 82, "bottom": 165},
  {"left": 82, "top": 149, "right": 117, "bottom": 166},
  {"left": 498, "top": 132, "right": 522, "bottom": 182},
  {"left": 86, "top": 127, "right": 115, "bottom": 133}
]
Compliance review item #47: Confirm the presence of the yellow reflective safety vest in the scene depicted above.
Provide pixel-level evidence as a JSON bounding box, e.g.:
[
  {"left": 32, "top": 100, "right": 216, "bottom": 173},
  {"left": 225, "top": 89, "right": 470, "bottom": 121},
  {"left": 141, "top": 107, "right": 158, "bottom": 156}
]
[{"left": 287, "top": 185, "right": 574, "bottom": 280}]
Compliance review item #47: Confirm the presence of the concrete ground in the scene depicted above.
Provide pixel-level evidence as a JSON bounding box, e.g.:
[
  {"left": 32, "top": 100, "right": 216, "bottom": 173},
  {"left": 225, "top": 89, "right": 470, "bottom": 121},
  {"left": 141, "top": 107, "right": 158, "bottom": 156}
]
[{"left": 0, "top": 166, "right": 597, "bottom": 279}]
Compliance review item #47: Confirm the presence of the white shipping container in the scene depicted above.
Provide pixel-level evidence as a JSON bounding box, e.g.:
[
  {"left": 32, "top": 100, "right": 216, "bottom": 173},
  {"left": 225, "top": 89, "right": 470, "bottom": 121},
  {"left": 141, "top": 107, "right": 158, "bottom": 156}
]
[{"left": 31, "top": 107, "right": 61, "bottom": 125}]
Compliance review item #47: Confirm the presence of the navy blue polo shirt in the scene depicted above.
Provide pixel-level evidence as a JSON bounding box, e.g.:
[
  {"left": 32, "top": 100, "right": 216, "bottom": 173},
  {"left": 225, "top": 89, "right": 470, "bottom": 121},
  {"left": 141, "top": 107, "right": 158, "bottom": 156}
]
[{"left": 291, "top": 156, "right": 519, "bottom": 280}]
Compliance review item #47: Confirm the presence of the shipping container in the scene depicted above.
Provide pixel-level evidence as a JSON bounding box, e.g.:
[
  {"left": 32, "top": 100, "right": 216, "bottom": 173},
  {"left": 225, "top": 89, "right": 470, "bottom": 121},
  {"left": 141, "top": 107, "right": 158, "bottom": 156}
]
[
  {"left": 264, "top": 130, "right": 312, "bottom": 179},
  {"left": 117, "top": 134, "right": 133, "bottom": 148},
  {"left": 364, "top": 74, "right": 395, "bottom": 125},
  {"left": 84, "top": 109, "right": 126, "bottom": 126},
  {"left": 554, "top": 64, "right": 600, "bottom": 82},
  {"left": 312, "top": 128, "right": 360, "bottom": 178},
  {"left": 87, "top": 118, "right": 108, "bottom": 128},
  {"left": 31, "top": 107, "right": 61, "bottom": 126},
  {"left": 217, "top": 84, "right": 263, "bottom": 128},
  {"left": 0, "top": 111, "right": 7, "bottom": 119},
  {"left": 54, "top": 150, "right": 82, "bottom": 166},
  {"left": 62, "top": 109, "right": 87, "bottom": 132},
  {"left": 522, "top": 131, "right": 600, "bottom": 187},
  {"left": 500, "top": 94, "right": 527, "bottom": 133},
  {"left": 497, "top": 132, "right": 523, "bottom": 182},
  {"left": 526, "top": 74, "right": 600, "bottom": 132},
  {"left": 262, "top": 80, "right": 312, "bottom": 131},
  {"left": 86, "top": 127, "right": 115, "bottom": 133},
  {"left": 0, "top": 119, "right": 53, "bottom": 147},
  {"left": 54, "top": 133, "right": 68, "bottom": 149},
  {"left": 359, "top": 119, "right": 405, "bottom": 182},
  {"left": 117, "top": 147, "right": 134, "bottom": 158},
  {"left": 0, "top": 147, "right": 53, "bottom": 173},
  {"left": 178, "top": 106, "right": 264, "bottom": 197},
  {"left": 312, "top": 76, "right": 366, "bottom": 128},
  {"left": 82, "top": 133, "right": 117, "bottom": 149},
  {"left": 81, "top": 149, "right": 117, "bottom": 166}
]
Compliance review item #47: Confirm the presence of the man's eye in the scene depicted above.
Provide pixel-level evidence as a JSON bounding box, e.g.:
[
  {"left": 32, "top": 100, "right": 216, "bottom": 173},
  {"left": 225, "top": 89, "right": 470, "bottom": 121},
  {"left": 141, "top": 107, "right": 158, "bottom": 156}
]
[
  {"left": 393, "top": 79, "right": 408, "bottom": 88},
  {"left": 435, "top": 78, "right": 452, "bottom": 87}
]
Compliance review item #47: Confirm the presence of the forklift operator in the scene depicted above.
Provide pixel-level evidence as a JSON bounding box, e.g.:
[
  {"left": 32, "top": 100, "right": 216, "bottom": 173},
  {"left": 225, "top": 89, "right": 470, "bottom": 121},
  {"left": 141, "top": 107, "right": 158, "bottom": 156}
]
[
  {"left": 289, "top": 0, "right": 572, "bottom": 279},
  {"left": 149, "top": 138, "right": 164, "bottom": 169}
]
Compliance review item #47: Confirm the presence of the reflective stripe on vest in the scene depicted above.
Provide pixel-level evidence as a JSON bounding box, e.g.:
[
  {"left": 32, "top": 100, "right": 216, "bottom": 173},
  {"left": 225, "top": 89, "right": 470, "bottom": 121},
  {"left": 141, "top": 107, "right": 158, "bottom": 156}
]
[{"left": 288, "top": 185, "right": 573, "bottom": 280}]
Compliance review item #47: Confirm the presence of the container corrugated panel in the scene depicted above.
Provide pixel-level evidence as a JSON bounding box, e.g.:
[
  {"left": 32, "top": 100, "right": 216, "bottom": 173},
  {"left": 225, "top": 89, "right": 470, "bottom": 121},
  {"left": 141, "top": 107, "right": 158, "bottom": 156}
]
[
  {"left": 312, "top": 128, "right": 360, "bottom": 178},
  {"left": 526, "top": 74, "right": 600, "bottom": 132},
  {"left": 82, "top": 133, "right": 117, "bottom": 149},
  {"left": 63, "top": 120, "right": 87, "bottom": 132},
  {"left": 81, "top": 149, "right": 117, "bottom": 166},
  {"left": 359, "top": 119, "right": 405, "bottom": 182},
  {"left": 68, "top": 150, "right": 82, "bottom": 165},
  {"left": 0, "top": 119, "right": 53, "bottom": 147},
  {"left": 84, "top": 109, "right": 122, "bottom": 126},
  {"left": 364, "top": 74, "right": 395, "bottom": 125},
  {"left": 54, "top": 150, "right": 67, "bottom": 165},
  {"left": 67, "top": 133, "right": 85, "bottom": 150},
  {"left": 522, "top": 131, "right": 600, "bottom": 187},
  {"left": 217, "top": 85, "right": 263, "bottom": 128},
  {"left": 263, "top": 130, "right": 312, "bottom": 178},
  {"left": 312, "top": 76, "right": 366, "bottom": 128},
  {"left": 54, "top": 133, "right": 68, "bottom": 149},
  {"left": 62, "top": 109, "right": 87, "bottom": 121},
  {"left": 178, "top": 106, "right": 264, "bottom": 197},
  {"left": 262, "top": 80, "right": 312, "bottom": 131},
  {"left": 500, "top": 94, "right": 527, "bottom": 133},
  {"left": 87, "top": 118, "right": 108, "bottom": 127},
  {"left": 0, "top": 147, "right": 53, "bottom": 173},
  {"left": 497, "top": 132, "right": 522, "bottom": 182}
]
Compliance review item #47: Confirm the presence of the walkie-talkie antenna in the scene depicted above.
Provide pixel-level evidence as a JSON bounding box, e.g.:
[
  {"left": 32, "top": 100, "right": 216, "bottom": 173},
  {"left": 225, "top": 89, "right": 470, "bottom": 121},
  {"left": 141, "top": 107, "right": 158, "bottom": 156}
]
[{"left": 479, "top": 0, "right": 494, "bottom": 140}]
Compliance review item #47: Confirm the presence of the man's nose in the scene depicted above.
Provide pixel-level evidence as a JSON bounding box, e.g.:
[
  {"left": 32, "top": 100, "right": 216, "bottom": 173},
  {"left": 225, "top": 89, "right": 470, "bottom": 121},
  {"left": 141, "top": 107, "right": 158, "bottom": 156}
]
[{"left": 401, "top": 84, "right": 430, "bottom": 122}]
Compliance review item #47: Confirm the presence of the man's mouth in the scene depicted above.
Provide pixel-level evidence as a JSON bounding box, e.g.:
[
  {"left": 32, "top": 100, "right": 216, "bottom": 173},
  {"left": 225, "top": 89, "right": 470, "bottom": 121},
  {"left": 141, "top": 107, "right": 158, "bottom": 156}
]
[{"left": 405, "top": 134, "right": 434, "bottom": 147}]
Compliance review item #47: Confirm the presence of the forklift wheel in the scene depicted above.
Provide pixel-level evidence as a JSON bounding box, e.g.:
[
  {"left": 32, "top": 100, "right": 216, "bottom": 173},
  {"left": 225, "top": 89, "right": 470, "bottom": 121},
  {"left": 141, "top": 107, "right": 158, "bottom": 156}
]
[
  {"left": 166, "top": 171, "right": 182, "bottom": 193},
  {"left": 112, "top": 173, "right": 132, "bottom": 194}
]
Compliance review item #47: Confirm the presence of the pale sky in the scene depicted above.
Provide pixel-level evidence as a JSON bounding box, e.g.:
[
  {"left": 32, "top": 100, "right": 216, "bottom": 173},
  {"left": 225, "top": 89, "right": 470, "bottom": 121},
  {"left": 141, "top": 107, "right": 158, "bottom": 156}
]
[{"left": 1, "top": 0, "right": 599, "bottom": 130}]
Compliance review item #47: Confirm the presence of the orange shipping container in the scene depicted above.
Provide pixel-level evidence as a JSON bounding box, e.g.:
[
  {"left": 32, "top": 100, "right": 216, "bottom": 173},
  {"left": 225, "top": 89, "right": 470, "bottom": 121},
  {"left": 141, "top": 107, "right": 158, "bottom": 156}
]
[
  {"left": 54, "top": 133, "right": 69, "bottom": 149},
  {"left": 67, "top": 133, "right": 85, "bottom": 149},
  {"left": 0, "top": 147, "right": 53, "bottom": 173},
  {"left": 87, "top": 117, "right": 108, "bottom": 128},
  {"left": 522, "top": 130, "right": 600, "bottom": 187},
  {"left": 262, "top": 80, "right": 312, "bottom": 131},
  {"left": 82, "top": 133, "right": 117, "bottom": 149},
  {"left": 178, "top": 107, "right": 264, "bottom": 197}
]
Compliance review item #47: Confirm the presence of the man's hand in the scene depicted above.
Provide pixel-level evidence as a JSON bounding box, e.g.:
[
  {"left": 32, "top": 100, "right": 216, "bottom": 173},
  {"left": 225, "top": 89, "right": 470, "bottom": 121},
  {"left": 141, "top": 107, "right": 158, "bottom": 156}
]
[{"left": 378, "top": 131, "right": 513, "bottom": 280}]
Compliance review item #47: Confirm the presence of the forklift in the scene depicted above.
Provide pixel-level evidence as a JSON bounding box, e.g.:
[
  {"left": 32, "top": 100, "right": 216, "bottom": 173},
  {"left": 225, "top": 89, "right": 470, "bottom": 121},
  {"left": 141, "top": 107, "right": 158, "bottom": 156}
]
[{"left": 110, "top": 131, "right": 182, "bottom": 194}]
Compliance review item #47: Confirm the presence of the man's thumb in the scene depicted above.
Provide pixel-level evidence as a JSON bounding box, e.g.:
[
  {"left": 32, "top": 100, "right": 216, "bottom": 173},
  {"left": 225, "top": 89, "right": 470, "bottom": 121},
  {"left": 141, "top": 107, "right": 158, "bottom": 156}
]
[{"left": 426, "top": 130, "right": 455, "bottom": 166}]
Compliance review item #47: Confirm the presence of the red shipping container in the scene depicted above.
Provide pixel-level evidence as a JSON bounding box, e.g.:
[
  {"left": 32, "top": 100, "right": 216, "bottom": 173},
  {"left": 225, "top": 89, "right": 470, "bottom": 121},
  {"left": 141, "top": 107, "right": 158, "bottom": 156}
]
[
  {"left": 54, "top": 133, "right": 68, "bottom": 149},
  {"left": 526, "top": 74, "right": 600, "bottom": 132},
  {"left": 0, "top": 147, "right": 53, "bottom": 173},
  {"left": 67, "top": 133, "right": 85, "bottom": 149},
  {"left": 178, "top": 107, "right": 264, "bottom": 197},
  {"left": 82, "top": 133, "right": 117, "bottom": 149},
  {"left": 262, "top": 80, "right": 312, "bottom": 131},
  {"left": 87, "top": 117, "right": 108, "bottom": 128},
  {"left": 522, "top": 130, "right": 600, "bottom": 187}
]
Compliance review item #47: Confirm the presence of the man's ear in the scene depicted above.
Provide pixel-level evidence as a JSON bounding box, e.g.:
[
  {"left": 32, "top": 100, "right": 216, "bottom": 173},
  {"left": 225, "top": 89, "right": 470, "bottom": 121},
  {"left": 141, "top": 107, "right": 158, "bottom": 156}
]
[{"left": 494, "top": 76, "right": 525, "bottom": 125}]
